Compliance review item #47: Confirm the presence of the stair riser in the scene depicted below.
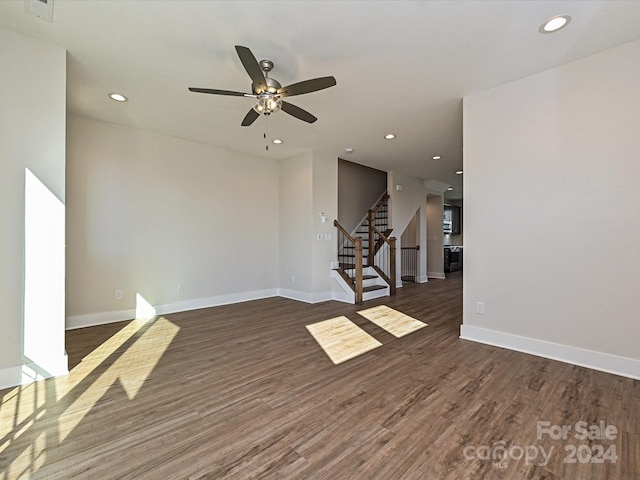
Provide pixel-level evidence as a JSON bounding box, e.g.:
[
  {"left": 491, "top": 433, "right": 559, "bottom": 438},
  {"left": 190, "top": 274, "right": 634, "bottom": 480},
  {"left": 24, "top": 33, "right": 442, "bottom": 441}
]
[{"left": 363, "top": 287, "right": 389, "bottom": 301}]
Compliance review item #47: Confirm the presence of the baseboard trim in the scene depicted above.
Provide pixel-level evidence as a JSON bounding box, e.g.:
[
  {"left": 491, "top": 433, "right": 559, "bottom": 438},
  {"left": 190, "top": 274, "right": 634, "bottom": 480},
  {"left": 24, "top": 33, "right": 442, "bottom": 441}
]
[
  {"left": 67, "top": 289, "right": 279, "bottom": 330},
  {"left": 154, "top": 289, "right": 278, "bottom": 316},
  {"left": 277, "top": 289, "right": 334, "bottom": 304},
  {"left": 427, "top": 272, "right": 446, "bottom": 279},
  {"left": 0, "top": 352, "right": 69, "bottom": 390},
  {"left": 460, "top": 324, "right": 640, "bottom": 380},
  {"left": 0, "top": 365, "right": 22, "bottom": 391},
  {"left": 278, "top": 289, "right": 315, "bottom": 304},
  {"left": 66, "top": 308, "right": 136, "bottom": 330},
  {"left": 417, "top": 275, "right": 429, "bottom": 283}
]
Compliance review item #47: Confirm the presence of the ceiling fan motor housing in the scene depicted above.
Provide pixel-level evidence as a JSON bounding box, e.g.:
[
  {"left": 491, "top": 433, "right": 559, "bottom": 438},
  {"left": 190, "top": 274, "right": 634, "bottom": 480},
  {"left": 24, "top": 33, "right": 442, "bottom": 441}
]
[{"left": 253, "top": 76, "right": 281, "bottom": 94}]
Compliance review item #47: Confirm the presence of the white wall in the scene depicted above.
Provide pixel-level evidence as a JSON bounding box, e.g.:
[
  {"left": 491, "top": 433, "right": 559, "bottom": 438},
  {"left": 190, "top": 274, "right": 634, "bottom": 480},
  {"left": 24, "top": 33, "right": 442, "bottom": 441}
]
[
  {"left": 462, "top": 39, "right": 640, "bottom": 379},
  {"left": 388, "top": 172, "right": 429, "bottom": 285},
  {"left": 388, "top": 172, "right": 427, "bottom": 238},
  {"left": 401, "top": 211, "right": 419, "bottom": 248},
  {"left": 278, "top": 152, "right": 314, "bottom": 300},
  {"left": 0, "top": 28, "right": 67, "bottom": 387},
  {"left": 312, "top": 152, "right": 338, "bottom": 299},
  {"left": 278, "top": 150, "right": 338, "bottom": 303},
  {"left": 66, "top": 114, "right": 280, "bottom": 327}
]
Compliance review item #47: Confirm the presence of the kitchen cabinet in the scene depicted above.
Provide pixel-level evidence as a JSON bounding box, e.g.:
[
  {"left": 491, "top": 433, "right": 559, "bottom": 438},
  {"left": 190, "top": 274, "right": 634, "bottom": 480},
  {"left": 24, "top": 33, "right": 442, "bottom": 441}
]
[
  {"left": 444, "top": 246, "right": 463, "bottom": 272},
  {"left": 444, "top": 205, "right": 461, "bottom": 235}
]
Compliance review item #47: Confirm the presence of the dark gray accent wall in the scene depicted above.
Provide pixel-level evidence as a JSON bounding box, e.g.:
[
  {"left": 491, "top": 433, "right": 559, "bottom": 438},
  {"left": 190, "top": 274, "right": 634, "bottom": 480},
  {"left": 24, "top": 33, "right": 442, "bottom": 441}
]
[{"left": 338, "top": 159, "right": 387, "bottom": 234}]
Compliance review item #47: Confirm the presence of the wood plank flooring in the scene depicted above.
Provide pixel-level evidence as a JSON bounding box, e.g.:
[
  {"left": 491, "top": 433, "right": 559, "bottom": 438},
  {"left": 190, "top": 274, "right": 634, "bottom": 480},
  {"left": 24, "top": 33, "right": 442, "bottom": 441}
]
[{"left": 1, "top": 272, "right": 638, "bottom": 479}]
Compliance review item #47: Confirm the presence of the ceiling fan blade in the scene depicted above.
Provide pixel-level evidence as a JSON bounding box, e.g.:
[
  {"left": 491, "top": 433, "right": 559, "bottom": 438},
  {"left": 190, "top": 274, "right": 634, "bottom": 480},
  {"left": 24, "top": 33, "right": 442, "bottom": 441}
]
[
  {"left": 189, "top": 87, "right": 256, "bottom": 97},
  {"left": 241, "top": 109, "right": 260, "bottom": 127},
  {"left": 235, "top": 45, "right": 266, "bottom": 93},
  {"left": 277, "top": 76, "right": 337, "bottom": 98},
  {"left": 281, "top": 101, "right": 317, "bottom": 123}
]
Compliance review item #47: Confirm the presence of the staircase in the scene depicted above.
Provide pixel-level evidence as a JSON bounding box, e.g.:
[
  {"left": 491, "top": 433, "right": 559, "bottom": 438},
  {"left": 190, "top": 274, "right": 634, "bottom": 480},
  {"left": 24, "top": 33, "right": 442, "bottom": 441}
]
[{"left": 333, "top": 193, "right": 396, "bottom": 304}]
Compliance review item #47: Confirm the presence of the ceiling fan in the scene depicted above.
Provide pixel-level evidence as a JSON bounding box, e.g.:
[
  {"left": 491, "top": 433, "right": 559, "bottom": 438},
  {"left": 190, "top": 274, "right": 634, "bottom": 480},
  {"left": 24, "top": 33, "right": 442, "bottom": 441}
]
[{"left": 189, "top": 46, "right": 337, "bottom": 126}]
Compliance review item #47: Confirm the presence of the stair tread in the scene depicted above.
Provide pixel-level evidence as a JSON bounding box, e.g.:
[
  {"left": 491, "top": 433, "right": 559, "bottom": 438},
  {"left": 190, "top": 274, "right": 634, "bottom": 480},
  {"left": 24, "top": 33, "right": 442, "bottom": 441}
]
[
  {"left": 338, "top": 264, "right": 370, "bottom": 270},
  {"left": 363, "top": 285, "right": 387, "bottom": 292}
]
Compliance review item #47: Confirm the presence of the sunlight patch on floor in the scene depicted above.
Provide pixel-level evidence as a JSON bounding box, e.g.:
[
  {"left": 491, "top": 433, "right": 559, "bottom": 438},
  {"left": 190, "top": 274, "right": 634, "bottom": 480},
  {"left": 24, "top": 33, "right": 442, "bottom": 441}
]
[
  {"left": 0, "top": 293, "right": 180, "bottom": 475},
  {"left": 116, "top": 317, "right": 179, "bottom": 399},
  {"left": 55, "top": 316, "right": 179, "bottom": 441},
  {"left": 357, "top": 305, "right": 427, "bottom": 338},
  {"left": 306, "top": 316, "right": 382, "bottom": 365}
]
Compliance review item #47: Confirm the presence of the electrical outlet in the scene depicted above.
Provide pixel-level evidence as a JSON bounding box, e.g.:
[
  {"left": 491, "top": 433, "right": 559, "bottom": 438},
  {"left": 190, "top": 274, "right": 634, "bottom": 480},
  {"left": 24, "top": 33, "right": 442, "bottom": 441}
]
[
  {"left": 476, "top": 301, "right": 485, "bottom": 314},
  {"left": 177, "top": 283, "right": 184, "bottom": 294},
  {"left": 316, "top": 233, "right": 323, "bottom": 240},
  {"left": 115, "top": 289, "right": 123, "bottom": 300}
]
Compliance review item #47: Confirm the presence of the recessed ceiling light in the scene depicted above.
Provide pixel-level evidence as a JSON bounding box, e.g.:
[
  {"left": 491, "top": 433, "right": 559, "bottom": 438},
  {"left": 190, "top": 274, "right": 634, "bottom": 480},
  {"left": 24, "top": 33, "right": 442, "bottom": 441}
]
[
  {"left": 272, "top": 139, "right": 283, "bottom": 144},
  {"left": 447, "top": 187, "right": 453, "bottom": 191},
  {"left": 345, "top": 147, "right": 354, "bottom": 154},
  {"left": 539, "top": 15, "right": 571, "bottom": 34},
  {"left": 108, "top": 93, "right": 128, "bottom": 102},
  {"left": 384, "top": 134, "right": 396, "bottom": 140},
  {"left": 456, "top": 170, "right": 463, "bottom": 175},
  {"left": 432, "top": 155, "right": 441, "bottom": 160}
]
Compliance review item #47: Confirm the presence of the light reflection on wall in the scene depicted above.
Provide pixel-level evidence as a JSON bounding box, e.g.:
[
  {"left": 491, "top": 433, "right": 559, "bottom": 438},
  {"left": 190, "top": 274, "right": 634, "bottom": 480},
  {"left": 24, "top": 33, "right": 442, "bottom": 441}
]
[{"left": 23, "top": 168, "right": 67, "bottom": 382}]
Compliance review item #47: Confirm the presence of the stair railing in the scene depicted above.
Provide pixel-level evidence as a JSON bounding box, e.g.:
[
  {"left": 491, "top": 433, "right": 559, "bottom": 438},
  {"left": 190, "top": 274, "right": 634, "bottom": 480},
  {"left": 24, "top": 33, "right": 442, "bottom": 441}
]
[
  {"left": 367, "top": 194, "right": 396, "bottom": 295},
  {"left": 334, "top": 220, "right": 364, "bottom": 304},
  {"left": 367, "top": 193, "right": 389, "bottom": 266},
  {"left": 401, "top": 245, "right": 420, "bottom": 285},
  {"left": 367, "top": 222, "right": 397, "bottom": 295}
]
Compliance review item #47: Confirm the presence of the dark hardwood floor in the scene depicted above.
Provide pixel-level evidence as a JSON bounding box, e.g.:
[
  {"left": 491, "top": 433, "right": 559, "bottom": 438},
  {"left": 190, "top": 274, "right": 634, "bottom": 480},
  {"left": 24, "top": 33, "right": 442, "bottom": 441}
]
[{"left": 1, "top": 272, "right": 638, "bottom": 479}]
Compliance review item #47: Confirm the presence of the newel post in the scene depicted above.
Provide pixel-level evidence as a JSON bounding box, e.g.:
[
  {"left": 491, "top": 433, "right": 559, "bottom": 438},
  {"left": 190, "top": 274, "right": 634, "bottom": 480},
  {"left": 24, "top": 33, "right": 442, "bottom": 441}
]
[
  {"left": 367, "top": 210, "right": 374, "bottom": 267},
  {"left": 355, "top": 236, "right": 363, "bottom": 304},
  {"left": 389, "top": 237, "right": 397, "bottom": 295}
]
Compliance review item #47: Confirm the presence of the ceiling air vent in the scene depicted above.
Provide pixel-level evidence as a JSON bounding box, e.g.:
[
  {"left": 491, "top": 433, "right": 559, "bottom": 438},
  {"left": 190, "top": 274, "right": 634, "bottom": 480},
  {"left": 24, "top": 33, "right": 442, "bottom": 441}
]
[{"left": 24, "top": 0, "right": 54, "bottom": 23}]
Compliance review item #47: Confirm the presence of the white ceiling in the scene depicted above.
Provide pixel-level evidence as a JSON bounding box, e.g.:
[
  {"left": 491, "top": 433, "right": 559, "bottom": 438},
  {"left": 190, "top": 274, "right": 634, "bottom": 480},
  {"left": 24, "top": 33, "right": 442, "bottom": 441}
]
[{"left": 3, "top": 1, "right": 640, "bottom": 200}]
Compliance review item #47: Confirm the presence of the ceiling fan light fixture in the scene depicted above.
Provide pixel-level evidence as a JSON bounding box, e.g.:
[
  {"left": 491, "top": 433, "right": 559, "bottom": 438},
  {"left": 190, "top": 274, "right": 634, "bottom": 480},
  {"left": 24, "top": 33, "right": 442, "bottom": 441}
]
[{"left": 253, "top": 93, "right": 282, "bottom": 115}]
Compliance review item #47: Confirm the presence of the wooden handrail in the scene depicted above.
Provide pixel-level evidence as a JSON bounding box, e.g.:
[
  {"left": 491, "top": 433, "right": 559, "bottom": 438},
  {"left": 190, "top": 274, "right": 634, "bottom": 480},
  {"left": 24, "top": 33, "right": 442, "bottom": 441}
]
[
  {"left": 334, "top": 219, "right": 356, "bottom": 243},
  {"left": 371, "top": 224, "right": 389, "bottom": 243},
  {"left": 371, "top": 193, "right": 389, "bottom": 216}
]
